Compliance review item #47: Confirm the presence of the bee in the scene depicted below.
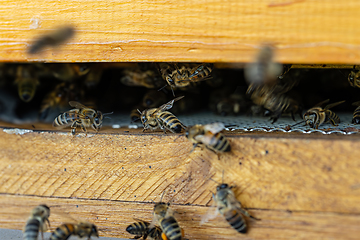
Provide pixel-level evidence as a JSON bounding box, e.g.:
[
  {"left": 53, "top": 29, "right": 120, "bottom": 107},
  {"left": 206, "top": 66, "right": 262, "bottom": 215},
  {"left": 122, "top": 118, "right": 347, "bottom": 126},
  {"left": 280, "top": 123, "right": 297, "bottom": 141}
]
[
  {"left": 47, "top": 63, "right": 90, "bottom": 82},
  {"left": 303, "top": 99, "right": 345, "bottom": 129},
  {"left": 139, "top": 96, "right": 186, "bottom": 133},
  {"left": 53, "top": 101, "right": 104, "bottom": 135},
  {"left": 121, "top": 68, "right": 163, "bottom": 88},
  {"left": 28, "top": 26, "right": 75, "bottom": 54},
  {"left": 212, "top": 183, "right": 259, "bottom": 234},
  {"left": 186, "top": 122, "right": 231, "bottom": 153},
  {"left": 49, "top": 221, "right": 99, "bottom": 240},
  {"left": 244, "top": 45, "right": 282, "bottom": 90},
  {"left": 250, "top": 85, "right": 301, "bottom": 123},
  {"left": 126, "top": 220, "right": 162, "bottom": 240},
  {"left": 158, "top": 63, "right": 213, "bottom": 94},
  {"left": 348, "top": 66, "right": 360, "bottom": 88},
  {"left": 352, "top": 101, "right": 360, "bottom": 124},
  {"left": 14, "top": 65, "right": 39, "bottom": 102},
  {"left": 153, "top": 202, "right": 184, "bottom": 240},
  {"left": 23, "top": 204, "right": 50, "bottom": 240}
]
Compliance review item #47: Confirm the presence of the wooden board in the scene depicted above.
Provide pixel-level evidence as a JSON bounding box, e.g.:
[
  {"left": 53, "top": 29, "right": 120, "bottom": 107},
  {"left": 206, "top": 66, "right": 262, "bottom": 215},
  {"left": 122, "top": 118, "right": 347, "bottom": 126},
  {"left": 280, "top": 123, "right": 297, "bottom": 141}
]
[
  {"left": 1, "top": 0, "right": 360, "bottom": 63},
  {"left": 0, "top": 127, "right": 360, "bottom": 239}
]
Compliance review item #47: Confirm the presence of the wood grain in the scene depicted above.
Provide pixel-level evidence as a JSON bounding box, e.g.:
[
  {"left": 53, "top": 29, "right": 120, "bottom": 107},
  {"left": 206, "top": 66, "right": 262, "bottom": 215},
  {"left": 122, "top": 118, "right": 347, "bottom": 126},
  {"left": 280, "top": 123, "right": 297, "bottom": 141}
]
[
  {"left": 1, "top": 1, "right": 360, "bottom": 63},
  {"left": 0, "top": 128, "right": 360, "bottom": 215},
  {"left": 1, "top": 194, "right": 359, "bottom": 240}
]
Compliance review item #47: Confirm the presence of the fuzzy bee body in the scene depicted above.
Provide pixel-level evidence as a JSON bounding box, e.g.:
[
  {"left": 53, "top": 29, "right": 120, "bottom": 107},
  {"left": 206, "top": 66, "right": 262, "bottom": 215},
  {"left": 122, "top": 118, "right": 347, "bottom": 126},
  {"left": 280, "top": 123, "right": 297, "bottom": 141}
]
[
  {"left": 126, "top": 221, "right": 162, "bottom": 240},
  {"left": 348, "top": 66, "right": 360, "bottom": 88},
  {"left": 186, "top": 123, "right": 230, "bottom": 153},
  {"left": 213, "top": 184, "right": 259, "bottom": 234},
  {"left": 303, "top": 100, "right": 345, "bottom": 129},
  {"left": 352, "top": 101, "right": 360, "bottom": 124},
  {"left": 140, "top": 96, "right": 186, "bottom": 133},
  {"left": 23, "top": 205, "right": 50, "bottom": 240},
  {"left": 53, "top": 101, "right": 103, "bottom": 135},
  {"left": 153, "top": 202, "right": 183, "bottom": 240},
  {"left": 49, "top": 222, "right": 99, "bottom": 240},
  {"left": 15, "top": 65, "right": 39, "bottom": 102}
]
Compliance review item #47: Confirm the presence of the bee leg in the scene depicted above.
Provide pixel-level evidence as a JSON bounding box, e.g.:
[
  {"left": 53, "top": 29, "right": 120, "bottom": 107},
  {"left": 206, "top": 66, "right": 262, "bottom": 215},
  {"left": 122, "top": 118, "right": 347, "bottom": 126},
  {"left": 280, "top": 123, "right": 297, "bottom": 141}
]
[
  {"left": 161, "top": 232, "right": 169, "bottom": 240},
  {"left": 190, "top": 143, "right": 198, "bottom": 153},
  {"left": 239, "top": 208, "right": 261, "bottom": 221},
  {"left": 329, "top": 118, "right": 339, "bottom": 126},
  {"left": 291, "top": 112, "right": 296, "bottom": 121},
  {"left": 70, "top": 122, "right": 78, "bottom": 135}
]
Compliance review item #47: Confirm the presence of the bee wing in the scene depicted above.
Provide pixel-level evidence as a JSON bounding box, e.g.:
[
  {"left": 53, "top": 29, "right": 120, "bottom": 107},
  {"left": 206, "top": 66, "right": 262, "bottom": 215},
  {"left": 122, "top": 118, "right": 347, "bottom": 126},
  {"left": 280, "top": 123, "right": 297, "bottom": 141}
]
[
  {"left": 203, "top": 122, "right": 225, "bottom": 134},
  {"left": 312, "top": 99, "right": 330, "bottom": 108},
  {"left": 151, "top": 96, "right": 184, "bottom": 115},
  {"left": 200, "top": 196, "right": 220, "bottom": 225},
  {"left": 324, "top": 100, "right": 346, "bottom": 110},
  {"left": 69, "top": 101, "right": 87, "bottom": 109},
  {"left": 352, "top": 101, "right": 360, "bottom": 106}
]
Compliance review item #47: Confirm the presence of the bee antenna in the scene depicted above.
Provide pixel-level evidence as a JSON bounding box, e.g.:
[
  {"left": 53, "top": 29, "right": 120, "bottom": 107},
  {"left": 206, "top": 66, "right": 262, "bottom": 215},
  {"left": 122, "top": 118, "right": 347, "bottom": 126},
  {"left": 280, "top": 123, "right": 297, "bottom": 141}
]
[
  {"left": 173, "top": 134, "right": 184, "bottom": 142},
  {"left": 137, "top": 109, "right": 142, "bottom": 114},
  {"left": 131, "top": 117, "right": 140, "bottom": 123},
  {"left": 160, "top": 190, "right": 166, "bottom": 202},
  {"left": 209, "top": 178, "right": 220, "bottom": 185},
  {"left": 103, "top": 111, "right": 114, "bottom": 116},
  {"left": 290, "top": 120, "right": 306, "bottom": 127},
  {"left": 158, "top": 84, "right": 168, "bottom": 92},
  {"left": 104, "top": 116, "right": 112, "bottom": 119},
  {"left": 222, "top": 170, "right": 224, "bottom": 184}
]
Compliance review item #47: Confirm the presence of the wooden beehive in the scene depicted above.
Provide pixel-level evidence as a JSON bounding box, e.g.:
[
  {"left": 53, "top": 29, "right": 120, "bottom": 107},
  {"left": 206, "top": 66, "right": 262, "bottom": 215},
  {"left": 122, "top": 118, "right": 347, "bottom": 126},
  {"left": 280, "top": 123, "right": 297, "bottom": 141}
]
[{"left": 1, "top": 1, "right": 360, "bottom": 239}]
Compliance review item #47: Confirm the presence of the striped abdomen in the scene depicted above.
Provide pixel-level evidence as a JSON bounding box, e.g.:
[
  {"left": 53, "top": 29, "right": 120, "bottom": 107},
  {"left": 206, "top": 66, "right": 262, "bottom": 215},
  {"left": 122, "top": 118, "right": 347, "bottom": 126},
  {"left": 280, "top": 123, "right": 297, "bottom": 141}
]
[
  {"left": 50, "top": 224, "right": 75, "bottom": 240},
  {"left": 189, "top": 64, "right": 213, "bottom": 81},
  {"left": 17, "top": 79, "right": 37, "bottom": 102},
  {"left": 23, "top": 218, "right": 40, "bottom": 240},
  {"left": 325, "top": 110, "right": 340, "bottom": 125},
  {"left": 207, "top": 132, "right": 231, "bottom": 152},
  {"left": 148, "top": 226, "right": 163, "bottom": 240},
  {"left": 159, "top": 217, "right": 182, "bottom": 240},
  {"left": 265, "top": 93, "right": 292, "bottom": 113},
  {"left": 158, "top": 111, "right": 184, "bottom": 133},
  {"left": 126, "top": 221, "right": 150, "bottom": 237},
  {"left": 223, "top": 209, "right": 247, "bottom": 234},
  {"left": 353, "top": 106, "right": 360, "bottom": 124},
  {"left": 53, "top": 110, "right": 80, "bottom": 127}
]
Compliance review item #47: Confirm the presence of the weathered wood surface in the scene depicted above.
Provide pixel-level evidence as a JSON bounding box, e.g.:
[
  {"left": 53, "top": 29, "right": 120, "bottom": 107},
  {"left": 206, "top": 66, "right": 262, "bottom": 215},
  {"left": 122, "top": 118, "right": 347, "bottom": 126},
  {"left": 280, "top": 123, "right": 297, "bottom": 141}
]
[
  {"left": 0, "top": 128, "right": 360, "bottom": 239},
  {"left": 1, "top": 1, "right": 360, "bottom": 63},
  {"left": 1, "top": 194, "right": 359, "bottom": 240}
]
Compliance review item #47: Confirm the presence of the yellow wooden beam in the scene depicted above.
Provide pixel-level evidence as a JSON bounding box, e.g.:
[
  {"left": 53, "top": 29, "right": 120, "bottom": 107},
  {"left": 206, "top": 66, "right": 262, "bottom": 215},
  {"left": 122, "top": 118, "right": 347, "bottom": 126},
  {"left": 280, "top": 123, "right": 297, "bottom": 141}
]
[{"left": 1, "top": 1, "right": 360, "bottom": 63}]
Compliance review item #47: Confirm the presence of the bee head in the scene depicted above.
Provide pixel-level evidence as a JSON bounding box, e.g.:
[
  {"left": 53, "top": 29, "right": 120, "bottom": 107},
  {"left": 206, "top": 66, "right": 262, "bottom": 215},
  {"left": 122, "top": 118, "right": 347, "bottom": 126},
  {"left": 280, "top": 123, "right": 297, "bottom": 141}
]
[
  {"left": 352, "top": 117, "right": 360, "bottom": 124},
  {"left": 94, "top": 111, "right": 103, "bottom": 127},
  {"left": 91, "top": 224, "right": 99, "bottom": 237},
  {"left": 32, "top": 205, "right": 50, "bottom": 219},
  {"left": 166, "top": 76, "right": 175, "bottom": 86},
  {"left": 216, "top": 183, "right": 229, "bottom": 192},
  {"left": 348, "top": 70, "right": 360, "bottom": 88},
  {"left": 153, "top": 202, "right": 168, "bottom": 217}
]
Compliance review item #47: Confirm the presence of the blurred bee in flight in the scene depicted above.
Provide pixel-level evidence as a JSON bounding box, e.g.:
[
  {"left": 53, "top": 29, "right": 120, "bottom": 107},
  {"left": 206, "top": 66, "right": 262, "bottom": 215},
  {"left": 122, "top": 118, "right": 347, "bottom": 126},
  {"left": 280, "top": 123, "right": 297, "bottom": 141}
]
[
  {"left": 27, "top": 26, "right": 75, "bottom": 54},
  {"left": 126, "top": 220, "right": 162, "bottom": 240},
  {"left": 50, "top": 221, "right": 99, "bottom": 240},
  {"left": 121, "top": 67, "right": 163, "bottom": 89},
  {"left": 300, "top": 99, "right": 345, "bottom": 129},
  {"left": 14, "top": 65, "right": 39, "bottom": 102},
  {"left": 158, "top": 63, "right": 213, "bottom": 96},
  {"left": 139, "top": 96, "right": 186, "bottom": 133},
  {"left": 53, "top": 101, "right": 109, "bottom": 135},
  {"left": 186, "top": 122, "right": 231, "bottom": 153},
  {"left": 46, "top": 63, "right": 90, "bottom": 82},
  {"left": 23, "top": 204, "right": 50, "bottom": 240}
]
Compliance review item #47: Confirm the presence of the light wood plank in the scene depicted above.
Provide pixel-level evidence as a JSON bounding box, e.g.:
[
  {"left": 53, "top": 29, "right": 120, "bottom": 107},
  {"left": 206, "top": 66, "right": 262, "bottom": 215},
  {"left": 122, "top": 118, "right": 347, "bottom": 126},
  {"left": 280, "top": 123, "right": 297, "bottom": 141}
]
[
  {"left": 0, "top": 1, "right": 360, "bottom": 63},
  {"left": 0, "top": 128, "right": 360, "bottom": 214},
  {"left": 0, "top": 194, "right": 359, "bottom": 240}
]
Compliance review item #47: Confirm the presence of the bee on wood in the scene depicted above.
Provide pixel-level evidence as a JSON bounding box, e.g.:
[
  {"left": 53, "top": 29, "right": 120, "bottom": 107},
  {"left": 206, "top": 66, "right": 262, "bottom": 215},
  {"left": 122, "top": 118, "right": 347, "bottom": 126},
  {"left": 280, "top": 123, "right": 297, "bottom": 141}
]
[
  {"left": 27, "top": 26, "right": 75, "bottom": 54},
  {"left": 152, "top": 202, "right": 184, "bottom": 240},
  {"left": 121, "top": 68, "right": 163, "bottom": 89},
  {"left": 23, "top": 205, "right": 50, "bottom": 240},
  {"left": 352, "top": 101, "right": 360, "bottom": 124},
  {"left": 53, "top": 101, "right": 104, "bottom": 135},
  {"left": 210, "top": 183, "right": 260, "bottom": 234},
  {"left": 348, "top": 66, "right": 360, "bottom": 88},
  {"left": 14, "top": 65, "right": 39, "bottom": 102},
  {"left": 49, "top": 221, "right": 99, "bottom": 240},
  {"left": 158, "top": 63, "right": 213, "bottom": 95},
  {"left": 139, "top": 96, "right": 186, "bottom": 133},
  {"left": 303, "top": 99, "right": 345, "bottom": 129},
  {"left": 186, "top": 122, "right": 231, "bottom": 153},
  {"left": 126, "top": 220, "right": 162, "bottom": 240}
]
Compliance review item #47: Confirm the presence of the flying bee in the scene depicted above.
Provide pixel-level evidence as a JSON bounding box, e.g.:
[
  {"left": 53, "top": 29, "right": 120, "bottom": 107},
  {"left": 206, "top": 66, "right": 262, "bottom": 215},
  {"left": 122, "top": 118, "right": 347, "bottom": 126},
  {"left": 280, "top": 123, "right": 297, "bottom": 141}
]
[
  {"left": 14, "top": 65, "right": 39, "bottom": 102},
  {"left": 352, "top": 101, "right": 360, "bottom": 124},
  {"left": 126, "top": 220, "right": 162, "bottom": 240},
  {"left": 139, "top": 96, "right": 186, "bottom": 133},
  {"left": 49, "top": 221, "right": 99, "bottom": 240},
  {"left": 121, "top": 68, "right": 163, "bottom": 88},
  {"left": 303, "top": 99, "right": 345, "bottom": 129},
  {"left": 348, "top": 66, "right": 360, "bottom": 88},
  {"left": 45, "top": 63, "right": 90, "bottom": 82},
  {"left": 152, "top": 202, "right": 184, "bottom": 240},
  {"left": 27, "top": 26, "right": 75, "bottom": 54},
  {"left": 23, "top": 204, "right": 50, "bottom": 240},
  {"left": 53, "top": 101, "right": 105, "bottom": 135},
  {"left": 186, "top": 122, "right": 230, "bottom": 153},
  {"left": 211, "top": 182, "right": 260, "bottom": 234},
  {"left": 158, "top": 63, "right": 213, "bottom": 95}
]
